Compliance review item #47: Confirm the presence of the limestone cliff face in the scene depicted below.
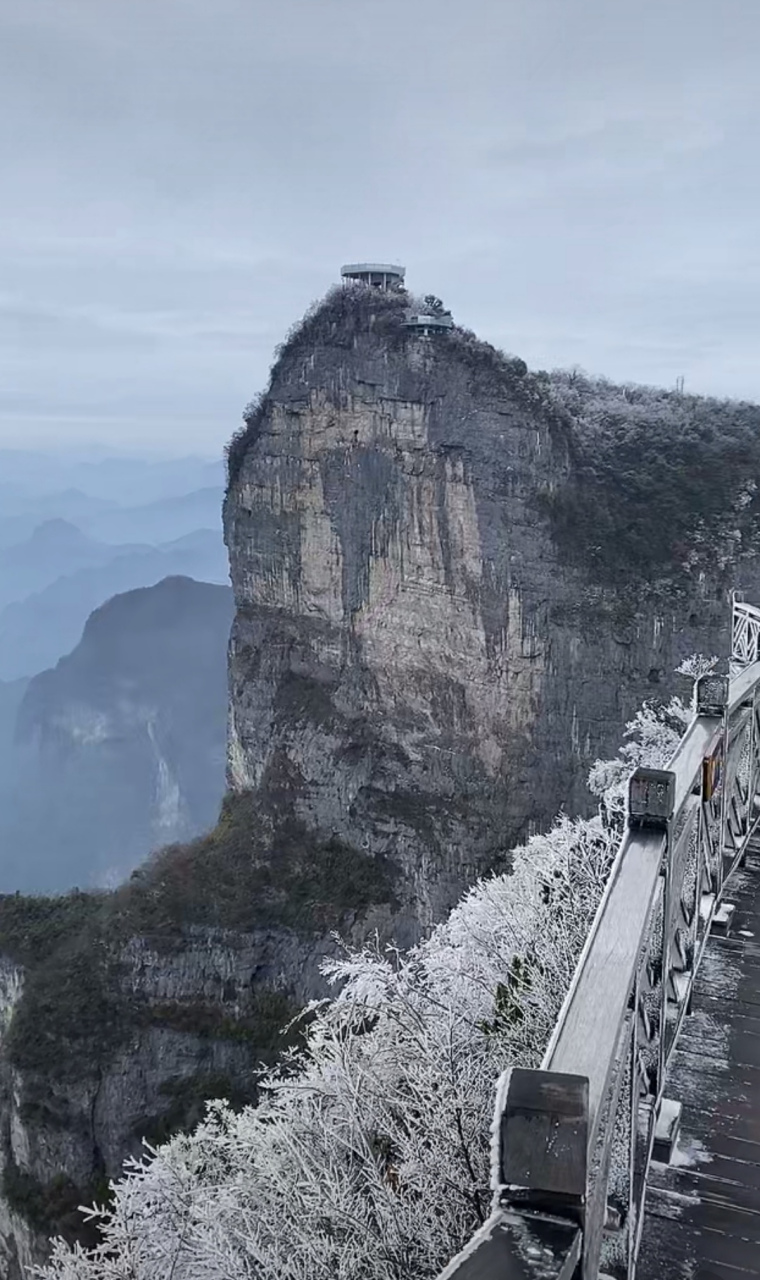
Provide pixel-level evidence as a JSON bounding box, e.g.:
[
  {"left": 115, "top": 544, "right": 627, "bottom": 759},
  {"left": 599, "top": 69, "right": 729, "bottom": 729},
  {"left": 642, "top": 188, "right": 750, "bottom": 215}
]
[
  {"left": 0, "top": 921, "right": 314, "bottom": 1279},
  {"left": 0, "top": 958, "right": 31, "bottom": 1280},
  {"left": 224, "top": 294, "right": 573, "bottom": 937},
  {"left": 223, "top": 286, "right": 758, "bottom": 937}
]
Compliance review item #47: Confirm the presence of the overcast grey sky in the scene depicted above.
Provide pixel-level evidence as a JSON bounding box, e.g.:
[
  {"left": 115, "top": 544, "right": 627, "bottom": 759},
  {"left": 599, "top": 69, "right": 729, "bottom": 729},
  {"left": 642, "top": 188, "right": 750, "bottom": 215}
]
[{"left": 1, "top": 0, "right": 758, "bottom": 455}]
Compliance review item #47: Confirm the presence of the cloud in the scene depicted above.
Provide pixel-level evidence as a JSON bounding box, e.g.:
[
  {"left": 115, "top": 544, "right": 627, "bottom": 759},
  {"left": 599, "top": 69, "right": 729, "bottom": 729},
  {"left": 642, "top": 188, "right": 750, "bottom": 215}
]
[{"left": 1, "top": 0, "right": 759, "bottom": 451}]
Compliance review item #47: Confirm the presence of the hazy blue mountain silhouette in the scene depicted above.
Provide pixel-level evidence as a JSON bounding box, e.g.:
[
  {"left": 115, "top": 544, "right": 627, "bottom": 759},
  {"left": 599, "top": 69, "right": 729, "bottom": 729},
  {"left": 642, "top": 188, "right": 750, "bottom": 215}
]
[
  {"left": 81, "top": 486, "right": 223, "bottom": 544},
  {"left": 0, "top": 530, "right": 228, "bottom": 679},
  {"left": 0, "top": 519, "right": 153, "bottom": 608},
  {"left": 0, "top": 484, "right": 116, "bottom": 522},
  {"left": 0, "top": 674, "right": 29, "bottom": 836},
  {"left": 0, "top": 449, "right": 223, "bottom": 507},
  {"left": 0, "top": 576, "right": 233, "bottom": 894}
]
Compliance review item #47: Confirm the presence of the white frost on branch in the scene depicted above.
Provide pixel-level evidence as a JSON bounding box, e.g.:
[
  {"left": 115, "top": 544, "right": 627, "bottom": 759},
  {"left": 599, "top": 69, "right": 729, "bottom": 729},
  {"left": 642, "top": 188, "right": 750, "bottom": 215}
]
[
  {"left": 34, "top": 688, "right": 695, "bottom": 1280},
  {"left": 676, "top": 653, "right": 719, "bottom": 681},
  {"left": 35, "top": 820, "right": 614, "bottom": 1280}
]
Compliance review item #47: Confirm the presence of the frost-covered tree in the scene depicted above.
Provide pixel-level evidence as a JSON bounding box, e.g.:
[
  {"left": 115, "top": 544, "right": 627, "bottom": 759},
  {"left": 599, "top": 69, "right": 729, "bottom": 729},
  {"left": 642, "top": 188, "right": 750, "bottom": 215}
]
[
  {"left": 676, "top": 653, "right": 719, "bottom": 681},
  {"left": 423, "top": 295, "right": 446, "bottom": 314},
  {"left": 545, "top": 368, "right": 760, "bottom": 580},
  {"left": 35, "top": 686, "right": 698, "bottom": 1280},
  {"left": 36, "top": 818, "right": 613, "bottom": 1280}
]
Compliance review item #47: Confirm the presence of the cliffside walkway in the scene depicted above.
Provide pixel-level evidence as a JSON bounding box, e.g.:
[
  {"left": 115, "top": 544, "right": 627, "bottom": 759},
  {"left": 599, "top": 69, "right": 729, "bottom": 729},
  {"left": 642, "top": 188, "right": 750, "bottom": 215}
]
[
  {"left": 637, "top": 834, "right": 760, "bottom": 1278},
  {"left": 438, "top": 597, "right": 760, "bottom": 1280}
]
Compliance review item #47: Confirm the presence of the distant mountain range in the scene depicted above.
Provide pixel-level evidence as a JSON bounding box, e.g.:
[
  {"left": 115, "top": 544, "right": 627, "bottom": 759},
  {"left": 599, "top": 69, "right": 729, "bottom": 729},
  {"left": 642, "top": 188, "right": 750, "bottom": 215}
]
[
  {"left": 0, "top": 575, "right": 233, "bottom": 894},
  {"left": 0, "top": 525, "right": 229, "bottom": 679},
  {"left": 81, "top": 485, "right": 223, "bottom": 544},
  {"left": 0, "top": 447, "right": 228, "bottom": 679},
  {"left": 0, "top": 485, "right": 223, "bottom": 550},
  {"left": 0, "top": 674, "right": 29, "bottom": 850},
  {"left": 0, "top": 449, "right": 224, "bottom": 507},
  {"left": 0, "top": 519, "right": 151, "bottom": 606},
  {"left": 0, "top": 450, "right": 233, "bottom": 890}
]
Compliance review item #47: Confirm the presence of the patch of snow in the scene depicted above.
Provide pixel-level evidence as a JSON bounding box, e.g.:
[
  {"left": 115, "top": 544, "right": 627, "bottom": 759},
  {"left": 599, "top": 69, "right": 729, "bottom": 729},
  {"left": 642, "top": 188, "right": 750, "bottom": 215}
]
[
  {"left": 652, "top": 1186, "right": 701, "bottom": 1210},
  {"left": 435, "top": 1212, "right": 501, "bottom": 1280},
  {"left": 656, "top": 1098, "right": 682, "bottom": 1143},
  {"left": 60, "top": 706, "right": 111, "bottom": 745},
  {"left": 146, "top": 718, "right": 184, "bottom": 832},
  {"left": 489, "top": 1067, "right": 512, "bottom": 1204},
  {"left": 670, "top": 1136, "right": 713, "bottom": 1169},
  {"left": 0, "top": 960, "right": 23, "bottom": 1036}
]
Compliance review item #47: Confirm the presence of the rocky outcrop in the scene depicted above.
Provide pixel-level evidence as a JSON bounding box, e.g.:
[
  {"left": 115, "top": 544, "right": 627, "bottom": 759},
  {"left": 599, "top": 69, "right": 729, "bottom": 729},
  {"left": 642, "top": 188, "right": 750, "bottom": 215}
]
[
  {"left": 0, "top": 957, "right": 33, "bottom": 1280},
  {"left": 0, "top": 779, "right": 397, "bottom": 1269},
  {"left": 0, "top": 910, "right": 309, "bottom": 1279},
  {"left": 224, "top": 285, "right": 759, "bottom": 939},
  {"left": 224, "top": 292, "right": 570, "bottom": 937}
]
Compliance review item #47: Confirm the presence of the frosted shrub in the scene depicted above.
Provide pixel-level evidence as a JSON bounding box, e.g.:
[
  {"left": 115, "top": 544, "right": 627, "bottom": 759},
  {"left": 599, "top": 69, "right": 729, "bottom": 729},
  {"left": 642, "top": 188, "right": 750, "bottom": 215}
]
[
  {"left": 545, "top": 369, "right": 760, "bottom": 580},
  {"left": 36, "top": 689, "right": 694, "bottom": 1280},
  {"left": 676, "top": 653, "right": 719, "bottom": 681},
  {"left": 589, "top": 694, "right": 690, "bottom": 830}
]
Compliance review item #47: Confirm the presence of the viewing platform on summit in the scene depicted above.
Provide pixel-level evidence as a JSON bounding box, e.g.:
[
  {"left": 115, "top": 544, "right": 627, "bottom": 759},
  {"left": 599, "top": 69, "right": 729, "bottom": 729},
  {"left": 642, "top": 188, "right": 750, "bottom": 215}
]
[
  {"left": 340, "top": 262, "right": 406, "bottom": 290},
  {"left": 339, "top": 261, "right": 455, "bottom": 335}
]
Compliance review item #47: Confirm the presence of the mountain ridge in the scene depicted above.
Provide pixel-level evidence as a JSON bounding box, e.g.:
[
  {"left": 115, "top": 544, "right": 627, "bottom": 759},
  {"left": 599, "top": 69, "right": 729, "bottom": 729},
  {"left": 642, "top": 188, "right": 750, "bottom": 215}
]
[
  {"left": 3, "top": 286, "right": 760, "bottom": 1272},
  {"left": 0, "top": 532, "right": 229, "bottom": 679}
]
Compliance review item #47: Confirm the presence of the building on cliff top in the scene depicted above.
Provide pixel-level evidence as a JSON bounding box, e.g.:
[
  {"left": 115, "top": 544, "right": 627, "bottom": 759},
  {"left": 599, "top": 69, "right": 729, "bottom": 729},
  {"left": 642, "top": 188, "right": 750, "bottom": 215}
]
[
  {"left": 404, "top": 310, "right": 454, "bottom": 335},
  {"left": 339, "top": 263, "right": 454, "bottom": 335},
  {"left": 340, "top": 261, "right": 405, "bottom": 290}
]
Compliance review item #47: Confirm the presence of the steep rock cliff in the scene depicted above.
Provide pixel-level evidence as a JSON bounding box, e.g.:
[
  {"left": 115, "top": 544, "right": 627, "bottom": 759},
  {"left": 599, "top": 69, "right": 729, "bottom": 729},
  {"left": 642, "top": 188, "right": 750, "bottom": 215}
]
[
  {"left": 0, "top": 783, "right": 396, "bottom": 1273},
  {"left": 223, "top": 284, "right": 760, "bottom": 939},
  {"left": 224, "top": 288, "right": 573, "bottom": 937},
  {"left": 0, "top": 895, "right": 312, "bottom": 1279}
]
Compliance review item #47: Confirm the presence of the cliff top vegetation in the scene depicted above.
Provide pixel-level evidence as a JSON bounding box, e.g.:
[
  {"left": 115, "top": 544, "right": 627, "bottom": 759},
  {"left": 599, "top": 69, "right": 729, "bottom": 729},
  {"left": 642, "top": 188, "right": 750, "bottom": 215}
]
[
  {"left": 224, "top": 285, "right": 760, "bottom": 588},
  {"left": 224, "top": 284, "right": 544, "bottom": 489},
  {"left": 543, "top": 368, "right": 760, "bottom": 583}
]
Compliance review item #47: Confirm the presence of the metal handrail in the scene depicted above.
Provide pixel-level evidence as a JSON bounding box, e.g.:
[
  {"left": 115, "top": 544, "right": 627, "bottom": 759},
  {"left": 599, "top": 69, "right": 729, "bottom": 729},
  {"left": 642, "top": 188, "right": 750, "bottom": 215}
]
[{"left": 439, "top": 598, "right": 760, "bottom": 1280}]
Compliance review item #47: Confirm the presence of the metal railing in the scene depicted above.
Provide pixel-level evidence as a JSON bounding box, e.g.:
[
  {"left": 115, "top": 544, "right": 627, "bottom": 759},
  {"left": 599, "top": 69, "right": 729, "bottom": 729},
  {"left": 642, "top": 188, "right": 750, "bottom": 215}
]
[{"left": 439, "top": 597, "right": 760, "bottom": 1280}]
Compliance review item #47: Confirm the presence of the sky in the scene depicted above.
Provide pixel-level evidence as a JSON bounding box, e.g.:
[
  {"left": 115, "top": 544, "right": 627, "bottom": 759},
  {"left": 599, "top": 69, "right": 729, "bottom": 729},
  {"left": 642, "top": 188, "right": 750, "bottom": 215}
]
[{"left": 1, "top": 0, "right": 759, "bottom": 456}]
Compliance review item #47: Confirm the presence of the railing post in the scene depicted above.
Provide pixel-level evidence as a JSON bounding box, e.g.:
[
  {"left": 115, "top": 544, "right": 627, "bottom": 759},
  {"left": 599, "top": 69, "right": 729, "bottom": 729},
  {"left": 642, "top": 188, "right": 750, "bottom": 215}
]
[
  {"left": 497, "top": 1068, "right": 588, "bottom": 1224},
  {"left": 748, "top": 686, "right": 760, "bottom": 863},
  {"left": 438, "top": 1069, "right": 587, "bottom": 1279},
  {"left": 740, "top": 685, "right": 760, "bottom": 865},
  {"left": 694, "top": 672, "right": 729, "bottom": 899}
]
